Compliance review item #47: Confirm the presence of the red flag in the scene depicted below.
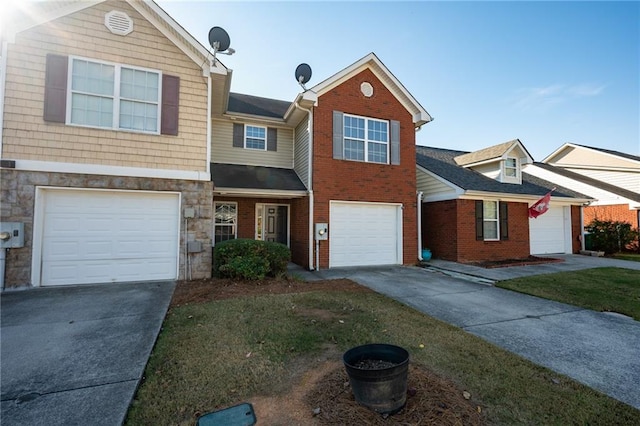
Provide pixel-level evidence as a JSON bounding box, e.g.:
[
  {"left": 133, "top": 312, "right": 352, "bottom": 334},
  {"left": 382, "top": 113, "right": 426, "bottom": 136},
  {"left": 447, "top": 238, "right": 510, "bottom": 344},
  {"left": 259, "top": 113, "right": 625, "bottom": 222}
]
[{"left": 529, "top": 189, "right": 554, "bottom": 218}]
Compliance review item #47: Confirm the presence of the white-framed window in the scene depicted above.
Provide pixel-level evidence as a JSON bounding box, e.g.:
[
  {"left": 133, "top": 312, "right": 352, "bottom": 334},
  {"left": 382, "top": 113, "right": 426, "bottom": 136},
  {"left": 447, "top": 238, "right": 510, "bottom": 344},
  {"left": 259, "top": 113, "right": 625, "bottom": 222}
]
[
  {"left": 245, "top": 125, "right": 267, "bottom": 150},
  {"left": 68, "top": 56, "right": 161, "bottom": 133},
  {"left": 483, "top": 200, "right": 499, "bottom": 240},
  {"left": 214, "top": 202, "right": 237, "bottom": 245},
  {"left": 504, "top": 157, "right": 518, "bottom": 178},
  {"left": 343, "top": 114, "right": 389, "bottom": 164}
]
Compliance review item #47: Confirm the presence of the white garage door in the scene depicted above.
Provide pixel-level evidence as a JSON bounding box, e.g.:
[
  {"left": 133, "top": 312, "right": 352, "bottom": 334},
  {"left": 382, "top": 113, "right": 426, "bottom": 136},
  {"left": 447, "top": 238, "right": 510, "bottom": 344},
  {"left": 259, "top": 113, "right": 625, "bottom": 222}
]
[
  {"left": 38, "top": 189, "right": 180, "bottom": 286},
  {"left": 529, "top": 206, "right": 571, "bottom": 254},
  {"left": 329, "top": 201, "right": 402, "bottom": 268}
]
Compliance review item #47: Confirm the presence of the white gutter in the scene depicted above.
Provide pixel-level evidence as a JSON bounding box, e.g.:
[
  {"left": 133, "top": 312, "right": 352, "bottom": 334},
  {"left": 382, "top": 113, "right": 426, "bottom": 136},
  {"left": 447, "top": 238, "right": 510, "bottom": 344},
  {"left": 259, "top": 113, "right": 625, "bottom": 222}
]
[
  {"left": 580, "top": 205, "right": 585, "bottom": 251},
  {"left": 293, "top": 99, "right": 314, "bottom": 270},
  {"left": 417, "top": 191, "right": 423, "bottom": 261},
  {"left": 0, "top": 40, "right": 9, "bottom": 158}
]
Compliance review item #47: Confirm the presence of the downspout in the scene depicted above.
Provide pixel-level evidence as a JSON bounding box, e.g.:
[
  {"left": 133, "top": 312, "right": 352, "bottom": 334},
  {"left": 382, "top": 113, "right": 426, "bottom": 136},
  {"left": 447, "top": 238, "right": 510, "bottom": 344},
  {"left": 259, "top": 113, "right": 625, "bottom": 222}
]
[
  {"left": 293, "top": 99, "right": 314, "bottom": 270},
  {"left": 0, "top": 40, "right": 9, "bottom": 158},
  {"left": 205, "top": 72, "right": 212, "bottom": 178},
  {"left": 417, "top": 191, "right": 423, "bottom": 261},
  {"left": 580, "top": 205, "right": 585, "bottom": 252}
]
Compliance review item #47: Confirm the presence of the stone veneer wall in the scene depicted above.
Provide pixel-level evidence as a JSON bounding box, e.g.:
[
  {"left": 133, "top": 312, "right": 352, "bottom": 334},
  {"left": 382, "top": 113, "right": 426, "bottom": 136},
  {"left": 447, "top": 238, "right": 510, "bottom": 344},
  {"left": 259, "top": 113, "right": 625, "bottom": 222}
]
[{"left": 0, "top": 169, "right": 213, "bottom": 288}]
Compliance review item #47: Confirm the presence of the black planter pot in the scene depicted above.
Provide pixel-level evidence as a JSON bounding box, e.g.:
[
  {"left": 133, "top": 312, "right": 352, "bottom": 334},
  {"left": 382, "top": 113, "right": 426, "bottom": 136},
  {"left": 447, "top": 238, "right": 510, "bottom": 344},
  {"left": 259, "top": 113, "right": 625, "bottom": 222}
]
[{"left": 343, "top": 343, "right": 409, "bottom": 414}]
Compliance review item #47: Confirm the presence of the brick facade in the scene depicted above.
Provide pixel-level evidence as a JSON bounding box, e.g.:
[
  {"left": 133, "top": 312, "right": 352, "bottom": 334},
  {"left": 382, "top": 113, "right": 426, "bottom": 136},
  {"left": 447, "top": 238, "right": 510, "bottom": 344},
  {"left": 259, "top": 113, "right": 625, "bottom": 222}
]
[
  {"left": 212, "top": 196, "right": 310, "bottom": 267},
  {"left": 423, "top": 199, "right": 531, "bottom": 262},
  {"left": 0, "top": 169, "right": 213, "bottom": 288},
  {"left": 584, "top": 204, "right": 639, "bottom": 228},
  {"left": 312, "top": 69, "right": 418, "bottom": 268}
]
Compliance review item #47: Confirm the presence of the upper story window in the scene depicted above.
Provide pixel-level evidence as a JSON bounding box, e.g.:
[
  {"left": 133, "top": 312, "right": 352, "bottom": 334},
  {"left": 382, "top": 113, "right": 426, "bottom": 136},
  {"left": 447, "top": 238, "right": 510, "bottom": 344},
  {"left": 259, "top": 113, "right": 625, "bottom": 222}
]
[
  {"left": 333, "top": 111, "right": 400, "bottom": 165},
  {"left": 232, "top": 123, "right": 277, "bottom": 152},
  {"left": 245, "top": 125, "right": 267, "bottom": 150},
  {"left": 68, "top": 57, "right": 160, "bottom": 133},
  {"left": 504, "top": 157, "right": 518, "bottom": 178},
  {"left": 343, "top": 114, "right": 389, "bottom": 164},
  {"left": 43, "top": 54, "right": 179, "bottom": 135}
]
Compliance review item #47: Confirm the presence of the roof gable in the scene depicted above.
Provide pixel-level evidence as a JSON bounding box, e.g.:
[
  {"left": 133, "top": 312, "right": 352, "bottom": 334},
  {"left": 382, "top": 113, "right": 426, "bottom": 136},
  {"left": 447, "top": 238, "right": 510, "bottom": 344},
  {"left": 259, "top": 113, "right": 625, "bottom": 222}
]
[
  {"left": 308, "top": 53, "right": 432, "bottom": 127},
  {"left": 454, "top": 139, "right": 533, "bottom": 167},
  {"left": 543, "top": 143, "right": 640, "bottom": 169}
]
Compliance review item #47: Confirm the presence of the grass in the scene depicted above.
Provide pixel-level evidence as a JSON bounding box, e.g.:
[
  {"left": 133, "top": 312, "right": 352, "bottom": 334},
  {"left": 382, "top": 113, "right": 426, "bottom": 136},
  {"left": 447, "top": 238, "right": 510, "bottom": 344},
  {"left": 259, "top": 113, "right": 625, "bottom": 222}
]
[
  {"left": 496, "top": 267, "right": 640, "bottom": 320},
  {"left": 612, "top": 252, "right": 640, "bottom": 262},
  {"left": 126, "top": 288, "right": 640, "bottom": 425}
]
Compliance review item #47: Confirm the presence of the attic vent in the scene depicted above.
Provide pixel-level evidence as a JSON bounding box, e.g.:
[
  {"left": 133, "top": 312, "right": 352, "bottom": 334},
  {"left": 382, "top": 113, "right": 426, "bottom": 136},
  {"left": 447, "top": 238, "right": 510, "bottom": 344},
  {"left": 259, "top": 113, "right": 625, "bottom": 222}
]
[
  {"left": 360, "top": 82, "right": 374, "bottom": 98},
  {"left": 105, "top": 11, "right": 133, "bottom": 36}
]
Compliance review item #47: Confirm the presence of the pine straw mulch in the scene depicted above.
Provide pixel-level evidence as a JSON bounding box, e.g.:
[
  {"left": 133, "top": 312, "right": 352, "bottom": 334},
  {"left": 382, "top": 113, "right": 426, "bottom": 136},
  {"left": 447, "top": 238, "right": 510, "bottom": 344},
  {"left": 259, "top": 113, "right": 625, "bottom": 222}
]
[
  {"left": 305, "top": 363, "right": 484, "bottom": 425},
  {"left": 172, "top": 278, "right": 485, "bottom": 425}
]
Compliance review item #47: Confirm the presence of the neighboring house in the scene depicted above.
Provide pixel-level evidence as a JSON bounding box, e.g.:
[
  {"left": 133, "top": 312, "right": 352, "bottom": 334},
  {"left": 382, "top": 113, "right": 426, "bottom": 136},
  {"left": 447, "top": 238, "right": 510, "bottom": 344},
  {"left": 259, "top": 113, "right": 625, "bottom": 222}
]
[
  {"left": 526, "top": 143, "right": 640, "bottom": 230},
  {"left": 211, "top": 53, "right": 432, "bottom": 269},
  {"left": 416, "top": 140, "right": 591, "bottom": 263},
  {"left": 0, "top": 0, "right": 225, "bottom": 287}
]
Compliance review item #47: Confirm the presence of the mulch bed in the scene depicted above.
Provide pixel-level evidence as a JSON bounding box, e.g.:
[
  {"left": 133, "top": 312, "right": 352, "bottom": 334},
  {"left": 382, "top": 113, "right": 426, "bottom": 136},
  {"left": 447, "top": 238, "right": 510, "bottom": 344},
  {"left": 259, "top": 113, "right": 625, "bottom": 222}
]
[
  {"left": 467, "top": 256, "right": 564, "bottom": 269},
  {"left": 306, "top": 364, "right": 483, "bottom": 425}
]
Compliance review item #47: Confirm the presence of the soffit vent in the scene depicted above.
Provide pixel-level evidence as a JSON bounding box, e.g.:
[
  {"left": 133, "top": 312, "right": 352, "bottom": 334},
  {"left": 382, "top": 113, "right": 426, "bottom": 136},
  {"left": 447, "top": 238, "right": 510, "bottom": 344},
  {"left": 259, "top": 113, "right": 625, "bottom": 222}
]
[{"left": 105, "top": 10, "right": 133, "bottom": 36}]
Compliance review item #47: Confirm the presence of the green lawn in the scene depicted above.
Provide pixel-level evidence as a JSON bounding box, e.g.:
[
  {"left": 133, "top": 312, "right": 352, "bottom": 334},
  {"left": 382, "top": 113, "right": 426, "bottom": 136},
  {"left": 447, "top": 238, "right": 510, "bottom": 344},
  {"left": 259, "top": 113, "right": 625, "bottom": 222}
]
[
  {"left": 496, "top": 267, "right": 640, "bottom": 320},
  {"left": 126, "top": 286, "right": 640, "bottom": 425},
  {"left": 612, "top": 252, "right": 640, "bottom": 262}
]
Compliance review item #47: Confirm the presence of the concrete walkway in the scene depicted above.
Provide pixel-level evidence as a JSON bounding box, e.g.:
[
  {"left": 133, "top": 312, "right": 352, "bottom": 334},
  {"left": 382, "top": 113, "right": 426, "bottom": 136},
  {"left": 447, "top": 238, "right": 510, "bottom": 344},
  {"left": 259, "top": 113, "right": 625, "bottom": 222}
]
[
  {"left": 1, "top": 281, "right": 175, "bottom": 426},
  {"left": 290, "top": 255, "right": 640, "bottom": 410}
]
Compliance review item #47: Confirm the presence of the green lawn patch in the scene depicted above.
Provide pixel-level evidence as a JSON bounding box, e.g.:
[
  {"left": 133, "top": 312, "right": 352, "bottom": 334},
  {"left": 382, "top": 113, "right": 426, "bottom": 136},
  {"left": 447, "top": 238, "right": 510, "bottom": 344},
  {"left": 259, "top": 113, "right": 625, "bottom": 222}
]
[
  {"left": 497, "top": 267, "right": 640, "bottom": 320},
  {"left": 126, "top": 287, "right": 639, "bottom": 425},
  {"left": 612, "top": 253, "right": 640, "bottom": 262}
]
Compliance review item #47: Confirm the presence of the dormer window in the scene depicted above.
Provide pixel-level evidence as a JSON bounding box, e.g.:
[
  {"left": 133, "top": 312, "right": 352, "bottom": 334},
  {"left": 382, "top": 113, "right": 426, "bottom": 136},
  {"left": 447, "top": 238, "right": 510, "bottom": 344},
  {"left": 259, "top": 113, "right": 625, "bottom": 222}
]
[
  {"left": 502, "top": 157, "right": 521, "bottom": 183},
  {"left": 505, "top": 158, "right": 517, "bottom": 177}
]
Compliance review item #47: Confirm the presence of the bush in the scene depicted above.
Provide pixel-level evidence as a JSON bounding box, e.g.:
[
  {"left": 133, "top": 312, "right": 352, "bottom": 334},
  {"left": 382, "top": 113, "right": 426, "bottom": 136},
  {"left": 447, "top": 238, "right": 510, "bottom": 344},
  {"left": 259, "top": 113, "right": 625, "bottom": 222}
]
[
  {"left": 213, "top": 239, "right": 291, "bottom": 280},
  {"left": 585, "top": 219, "right": 638, "bottom": 254}
]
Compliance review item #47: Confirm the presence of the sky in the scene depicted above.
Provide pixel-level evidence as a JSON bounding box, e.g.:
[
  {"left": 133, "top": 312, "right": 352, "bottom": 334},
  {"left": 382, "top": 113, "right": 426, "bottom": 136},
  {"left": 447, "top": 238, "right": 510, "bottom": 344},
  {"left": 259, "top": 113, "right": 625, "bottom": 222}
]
[
  {"left": 1, "top": 1, "right": 637, "bottom": 160},
  {"left": 152, "top": 0, "right": 639, "bottom": 161}
]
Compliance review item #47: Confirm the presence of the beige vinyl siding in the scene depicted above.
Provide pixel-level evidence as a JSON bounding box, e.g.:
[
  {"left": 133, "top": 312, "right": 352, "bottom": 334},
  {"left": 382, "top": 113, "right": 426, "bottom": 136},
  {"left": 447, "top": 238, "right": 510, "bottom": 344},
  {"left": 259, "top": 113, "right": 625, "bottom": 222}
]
[
  {"left": 471, "top": 162, "right": 500, "bottom": 180},
  {"left": 211, "top": 120, "right": 294, "bottom": 169},
  {"left": 416, "top": 167, "right": 457, "bottom": 199},
  {"left": 2, "top": 0, "right": 208, "bottom": 172},
  {"left": 293, "top": 118, "right": 310, "bottom": 188},
  {"left": 551, "top": 148, "right": 639, "bottom": 170},
  {"left": 567, "top": 168, "right": 640, "bottom": 195}
]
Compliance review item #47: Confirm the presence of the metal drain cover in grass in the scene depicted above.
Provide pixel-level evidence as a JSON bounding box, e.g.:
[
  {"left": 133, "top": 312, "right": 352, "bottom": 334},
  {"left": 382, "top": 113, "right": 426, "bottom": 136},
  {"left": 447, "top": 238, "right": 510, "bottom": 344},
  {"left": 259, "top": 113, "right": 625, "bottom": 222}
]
[{"left": 197, "top": 402, "right": 256, "bottom": 426}]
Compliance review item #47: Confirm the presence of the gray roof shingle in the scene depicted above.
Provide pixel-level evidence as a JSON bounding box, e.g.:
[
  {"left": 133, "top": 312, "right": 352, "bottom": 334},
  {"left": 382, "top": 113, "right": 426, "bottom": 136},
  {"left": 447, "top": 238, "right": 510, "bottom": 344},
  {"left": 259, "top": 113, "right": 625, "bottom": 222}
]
[
  {"left": 227, "top": 93, "right": 291, "bottom": 119},
  {"left": 416, "top": 146, "right": 590, "bottom": 200},
  {"left": 211, "top": 163, "right": 307, "bottom": 192},
  {"left": 534, "top": 162, "right": 640, "bottom": 203}
]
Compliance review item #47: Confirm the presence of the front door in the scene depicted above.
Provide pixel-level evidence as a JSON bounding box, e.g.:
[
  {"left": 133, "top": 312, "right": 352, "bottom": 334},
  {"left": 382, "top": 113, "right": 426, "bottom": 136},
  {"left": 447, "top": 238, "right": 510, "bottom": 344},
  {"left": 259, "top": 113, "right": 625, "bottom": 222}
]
[{"left": 263, "top": 205, "right": 288, "bottom": 245}]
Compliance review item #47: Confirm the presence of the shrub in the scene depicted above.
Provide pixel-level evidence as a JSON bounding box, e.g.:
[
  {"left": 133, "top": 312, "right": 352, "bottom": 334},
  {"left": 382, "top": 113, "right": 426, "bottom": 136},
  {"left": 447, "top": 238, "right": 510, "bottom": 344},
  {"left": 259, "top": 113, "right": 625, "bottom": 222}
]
[
  {"left": 585, "top": 219, "right": 638, "bottom": 254},
  {"left": 213, "top": 239, "right": 291, "bottom": 280}
]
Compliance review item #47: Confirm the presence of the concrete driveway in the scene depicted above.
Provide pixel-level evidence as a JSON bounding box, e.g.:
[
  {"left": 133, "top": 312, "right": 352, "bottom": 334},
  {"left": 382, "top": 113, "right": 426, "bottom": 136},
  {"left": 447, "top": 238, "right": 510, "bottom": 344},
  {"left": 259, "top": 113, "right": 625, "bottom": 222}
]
[
  {"left": 296, "top": 255, "right": 640, "bottom": 410},
  {"left": 1, "top": 281, "right": 175, "bottom": 426}
]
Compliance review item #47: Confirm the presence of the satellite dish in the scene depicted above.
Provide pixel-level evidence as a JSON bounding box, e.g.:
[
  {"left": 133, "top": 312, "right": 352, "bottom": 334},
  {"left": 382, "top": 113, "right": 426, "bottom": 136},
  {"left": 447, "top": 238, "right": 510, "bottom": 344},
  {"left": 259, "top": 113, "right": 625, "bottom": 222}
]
[
  {"left": 295, "top": 63, "right": 312, "bottom": 89},
  {"left": 208, "top": 26, "right": 231, "bottom": 52}
]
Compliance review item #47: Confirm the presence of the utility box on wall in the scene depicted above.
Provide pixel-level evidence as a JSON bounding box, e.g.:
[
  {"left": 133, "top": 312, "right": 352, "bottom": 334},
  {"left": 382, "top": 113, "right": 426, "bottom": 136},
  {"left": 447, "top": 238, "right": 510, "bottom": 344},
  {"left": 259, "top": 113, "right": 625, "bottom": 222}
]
[
  {"left": 0, "top": 222, "right": 25, "bottom": 248},
  {"left": 315, "top": 223, "right": 328, "bottom": 241}
]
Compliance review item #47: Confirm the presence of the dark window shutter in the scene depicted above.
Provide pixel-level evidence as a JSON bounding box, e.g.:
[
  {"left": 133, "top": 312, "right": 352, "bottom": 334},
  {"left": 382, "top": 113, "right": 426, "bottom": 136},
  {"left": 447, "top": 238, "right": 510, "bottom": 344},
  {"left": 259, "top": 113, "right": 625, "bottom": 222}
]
[
  {"left": 333, "top": 110, "right": 343, "bottom": 160},
  {"left": 233, "top": 123, "right": 244, "bottom": 147},
  {"left": 390, "top": 120, "right": 400, "bottom": 165},
  {"left": 267, "top": 127, "right": 277, "bottom": 151},
  {"left": 500, "top": 202, "right": 509, "bottom": 240},
  {"left": 43, "top": 54, "right": 68, "bottom": 123},
  {"left": 475, "top": 200, "right": 484, "bottom": 241},
  {"left": 161, "top": 75, "right": 179, "bottom": 135}
]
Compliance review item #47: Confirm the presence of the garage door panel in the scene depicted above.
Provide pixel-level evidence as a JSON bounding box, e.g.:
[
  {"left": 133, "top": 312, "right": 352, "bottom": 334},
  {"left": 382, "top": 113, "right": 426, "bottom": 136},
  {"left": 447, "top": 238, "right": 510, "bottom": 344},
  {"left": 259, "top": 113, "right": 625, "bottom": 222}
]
[
  {"left": 39, "top": 189, "right": 179, "bottom": 286},
  {"left": 330, "top": 202, "right": 401, "bottom": 268},
  {"left": 529, "top": 206, "right": 569, "bottom": 254}
]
